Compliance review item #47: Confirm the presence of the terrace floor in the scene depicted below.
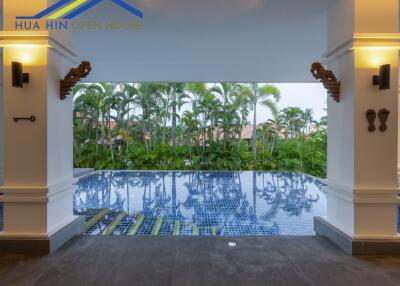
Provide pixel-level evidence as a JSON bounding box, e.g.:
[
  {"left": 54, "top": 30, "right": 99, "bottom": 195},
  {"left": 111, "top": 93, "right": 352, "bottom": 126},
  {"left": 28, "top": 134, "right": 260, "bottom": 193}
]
[{"left": 1, "top": 236, "right": 400, "bottom": 286}]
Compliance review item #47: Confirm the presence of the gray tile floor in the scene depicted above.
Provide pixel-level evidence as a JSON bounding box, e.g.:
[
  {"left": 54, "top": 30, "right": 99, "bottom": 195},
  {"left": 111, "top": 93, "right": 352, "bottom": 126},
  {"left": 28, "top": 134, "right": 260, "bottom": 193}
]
[{"left": 1, "top": 236, "right": 400, "bottom": 286}]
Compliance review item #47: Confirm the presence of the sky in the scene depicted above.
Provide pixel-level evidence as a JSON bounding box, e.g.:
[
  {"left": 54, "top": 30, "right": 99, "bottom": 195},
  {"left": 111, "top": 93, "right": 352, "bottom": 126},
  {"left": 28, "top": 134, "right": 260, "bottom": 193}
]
[
  {"left": 79, "top": 83, "right": 328, "bottom": 124},
  {"left": 178, "top": 83, "right": 328, "bottom": 124},
  {"left": 253, "top": 83, "right": 327, "bottom": 124}
]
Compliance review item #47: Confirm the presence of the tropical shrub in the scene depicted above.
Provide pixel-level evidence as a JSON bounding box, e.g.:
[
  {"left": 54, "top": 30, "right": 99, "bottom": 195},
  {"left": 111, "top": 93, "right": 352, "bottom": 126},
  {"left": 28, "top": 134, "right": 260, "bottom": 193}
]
[{"left": 73, "top": 82, "right": 327, "bottom": 178}]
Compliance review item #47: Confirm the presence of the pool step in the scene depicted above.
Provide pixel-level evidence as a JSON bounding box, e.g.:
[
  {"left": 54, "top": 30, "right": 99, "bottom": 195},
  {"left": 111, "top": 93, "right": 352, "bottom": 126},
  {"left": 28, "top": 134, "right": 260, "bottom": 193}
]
[
  {"left": 173, "top": 220, "right": 180, "bottom": 236},
  {"left": 130, "top": 219, "right": 219, "bottom": 236},
  {"left": 102, "top": 212, "right": 127, "bottom": 236},
  {"left": 151, "top": 217, "right": 163, "bottom": 235},
  {"left": 192, "top": 224, "right": 200, "bottom": 236},
  {"left": 81, "top": 209, "right": 221, "bottom": 236},
  {"left": 127, "top": 214, "right": 145, "bottom": 236},
  {"left": 85, "top": 209, "right": 109, "bottom": 231}
]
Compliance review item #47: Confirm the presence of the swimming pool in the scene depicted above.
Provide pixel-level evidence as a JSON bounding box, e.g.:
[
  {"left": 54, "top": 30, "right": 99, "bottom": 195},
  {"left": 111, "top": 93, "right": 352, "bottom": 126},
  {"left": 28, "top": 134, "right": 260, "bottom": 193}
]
[{"left": 74, "top": 171, "right": 327, "bottom": 236}]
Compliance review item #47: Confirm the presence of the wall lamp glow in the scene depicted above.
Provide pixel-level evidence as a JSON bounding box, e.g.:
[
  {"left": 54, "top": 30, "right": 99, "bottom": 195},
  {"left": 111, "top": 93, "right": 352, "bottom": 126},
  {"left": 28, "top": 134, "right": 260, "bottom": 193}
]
[
  {"left": 372, "top": 64, "right": 390, "bottom": 90},
  {"left": 0, "top": 44, "right": 50, "bottom": 48},
  {"left": 352, "top": 47, "right": 400, "bottom": 51},
  {"left": 12, "top": 62, "right": 30, "bottom": 88}
]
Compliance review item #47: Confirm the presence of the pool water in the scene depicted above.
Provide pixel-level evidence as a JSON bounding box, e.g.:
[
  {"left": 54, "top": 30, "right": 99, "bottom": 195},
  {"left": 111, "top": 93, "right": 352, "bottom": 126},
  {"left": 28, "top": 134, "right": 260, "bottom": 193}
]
[{"left": 74, "top": 171, "right": 327, "bottom": 236}]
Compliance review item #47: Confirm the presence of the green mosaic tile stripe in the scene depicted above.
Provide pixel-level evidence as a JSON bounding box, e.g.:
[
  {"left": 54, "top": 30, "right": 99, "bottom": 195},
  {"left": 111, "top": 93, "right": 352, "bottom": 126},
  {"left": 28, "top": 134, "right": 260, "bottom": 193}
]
[{"left": 127, "top": 214, "right": 145, "bottom": 236}]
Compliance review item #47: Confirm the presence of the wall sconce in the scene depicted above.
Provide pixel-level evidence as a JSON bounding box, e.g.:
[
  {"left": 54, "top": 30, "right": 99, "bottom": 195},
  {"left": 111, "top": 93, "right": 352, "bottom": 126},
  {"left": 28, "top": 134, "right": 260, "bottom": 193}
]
[
  {"left": 372, "top": 64, "right": 390, "bottom": 90},
  {"left": 12, "top": 62, "right": 30, "bottom": 88}
]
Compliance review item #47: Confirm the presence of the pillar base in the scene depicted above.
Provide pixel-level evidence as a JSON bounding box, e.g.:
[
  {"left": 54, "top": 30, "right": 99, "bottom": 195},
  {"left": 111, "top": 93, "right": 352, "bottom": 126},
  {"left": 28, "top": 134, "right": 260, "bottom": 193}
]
[
  {"left": 0, "top": 215, "right": 85, "bottom": 255},
  {"left": 315, "top": 216, "right": 400, "bottom": 255}
]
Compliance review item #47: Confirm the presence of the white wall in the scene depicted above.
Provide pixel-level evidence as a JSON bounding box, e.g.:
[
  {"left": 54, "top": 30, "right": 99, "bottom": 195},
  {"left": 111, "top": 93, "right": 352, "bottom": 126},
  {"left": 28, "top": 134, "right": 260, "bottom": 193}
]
[
  {"left": 73, "top": 0, "right": 330, "bottom": 83},
  {"left": 0, "top": 0, "right": 78, "bottom": 236},
  {"left": 355, "top": 0, "right": 398, "bottom": 33},
  {"left": 324, "top": 0, "right": 400, "bottom": 238},
  {"left": 327, "top": 52, "right": 355, "bottom": 191},
  {"left": 47, "top": 49, "right": 74, "bottom": 187},
  {"left": 327, "top": 0, "right": 354, "bottom": 52},
  {"left": 0, "top": 0, "right": 3, "bottom": 185},
  {"left": 0, "top": 50, "right": 3, "bottom": 186}
]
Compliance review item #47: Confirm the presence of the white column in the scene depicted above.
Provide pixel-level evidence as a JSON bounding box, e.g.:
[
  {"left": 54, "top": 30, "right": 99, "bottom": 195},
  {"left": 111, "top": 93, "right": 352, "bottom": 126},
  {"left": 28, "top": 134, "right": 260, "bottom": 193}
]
[
  {"left": 398, "top": 84, "right": 400, "bottom": 177},
  {"left": 0, "top": 0, "right": 3, "bottom": 185},
  {"left": 0, "top": 51, "right": 3, "bottom": 186},
  {"left": 0, "top": 1, "right": 83, "bottom": 253},
  {"left": 316, "top": 0, "right": 400, "bottom": 253}
]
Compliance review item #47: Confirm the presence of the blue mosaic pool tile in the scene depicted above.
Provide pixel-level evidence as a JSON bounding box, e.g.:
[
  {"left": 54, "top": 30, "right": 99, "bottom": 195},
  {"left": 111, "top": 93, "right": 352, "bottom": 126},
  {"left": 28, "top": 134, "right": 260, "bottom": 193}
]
[
  {"left": 74, "top": 208, "right": 104, "bottom": 221},
  {"left": 137, "top": 217, "right": 157, "bottom": 235},
  {"left": 87, "top": 211, "right": 122, "bottom": 235},
  {"left": 158, "top": 220, "right": 174, "bottom": 235},
  {"left": 113, "top": 216, "right": 135, "bottom": 235},
  {"left": 73, "top": 171, "right": 329, "bottom": 236},
  {"left": 180, "top": 223, "right": 196, "bottom": 236},
  {"left": 1, "top": 172, "right": 400, "bottom": 236}
]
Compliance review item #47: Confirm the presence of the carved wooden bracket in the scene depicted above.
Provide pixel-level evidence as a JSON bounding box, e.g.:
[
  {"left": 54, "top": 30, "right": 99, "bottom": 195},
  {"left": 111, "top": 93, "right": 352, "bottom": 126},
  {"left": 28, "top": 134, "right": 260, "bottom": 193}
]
[
  {"left": 60, "top": 61, "right": 92, "bottom": 100},
  {"left": 310, "top": 62, "right": 341, "bottom": 103}
]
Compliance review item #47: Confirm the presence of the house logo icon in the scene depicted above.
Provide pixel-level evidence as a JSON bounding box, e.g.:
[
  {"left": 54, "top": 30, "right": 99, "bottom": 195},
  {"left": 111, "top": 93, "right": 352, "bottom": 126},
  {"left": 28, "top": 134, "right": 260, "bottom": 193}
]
[{"left": 17, "top": 0, "right": 143, "bottom": 20}]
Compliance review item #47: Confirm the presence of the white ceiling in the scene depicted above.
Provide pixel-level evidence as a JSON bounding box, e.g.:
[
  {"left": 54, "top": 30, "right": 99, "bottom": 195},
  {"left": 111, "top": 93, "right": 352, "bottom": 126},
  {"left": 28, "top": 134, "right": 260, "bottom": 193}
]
[
  {"left": 1, "top": 0, "right": 332, "bottom": 83},
  {"left": 70, "top": 0, "right": 331, "bottom": 83}
]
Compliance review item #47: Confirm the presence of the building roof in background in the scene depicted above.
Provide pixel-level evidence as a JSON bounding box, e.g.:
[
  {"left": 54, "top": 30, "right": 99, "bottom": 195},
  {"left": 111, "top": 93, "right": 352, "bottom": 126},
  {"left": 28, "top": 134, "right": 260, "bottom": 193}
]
[
  {"left": 199, "top": 125, "right": 255, "bottom": 141},
  {"left": 241, "top": 125, "right": 254, "bottom": 140}
]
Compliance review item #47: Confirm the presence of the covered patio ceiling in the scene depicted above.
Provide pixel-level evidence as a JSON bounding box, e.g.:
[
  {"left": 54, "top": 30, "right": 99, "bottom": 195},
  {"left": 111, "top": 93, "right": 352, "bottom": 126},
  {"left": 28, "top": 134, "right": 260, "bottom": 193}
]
[{"left": 70, "top": 0, "right": 331, "bottom": 83}]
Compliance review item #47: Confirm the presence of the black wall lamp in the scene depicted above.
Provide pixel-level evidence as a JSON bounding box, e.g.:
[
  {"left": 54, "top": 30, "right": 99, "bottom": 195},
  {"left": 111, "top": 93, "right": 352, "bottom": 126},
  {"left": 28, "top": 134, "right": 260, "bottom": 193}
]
[
  {"left": 372, "top": 64, "right": 390, "bottom": 90},
  {"left": 12, "top": 61, "right": 30, "bottom": 88}
]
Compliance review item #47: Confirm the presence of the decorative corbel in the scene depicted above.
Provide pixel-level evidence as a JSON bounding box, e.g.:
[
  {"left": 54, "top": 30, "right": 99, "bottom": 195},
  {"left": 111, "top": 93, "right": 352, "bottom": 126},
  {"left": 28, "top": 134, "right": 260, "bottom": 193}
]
[
  {"left": 310, "top": 62, "right": 341, "bottom": 103},
  {"left": 60, "top": 61, "right": 92, "bottom": 100}
]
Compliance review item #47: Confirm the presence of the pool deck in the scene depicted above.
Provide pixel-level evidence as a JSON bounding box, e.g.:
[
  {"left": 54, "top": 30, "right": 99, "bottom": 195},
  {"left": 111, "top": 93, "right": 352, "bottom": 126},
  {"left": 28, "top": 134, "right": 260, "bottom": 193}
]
[
  {"left": 73, "top": 168, "right": 95, "bottom": 178},
  {"left": 1, "top": 236, "right": 400, "bottom": 286}
]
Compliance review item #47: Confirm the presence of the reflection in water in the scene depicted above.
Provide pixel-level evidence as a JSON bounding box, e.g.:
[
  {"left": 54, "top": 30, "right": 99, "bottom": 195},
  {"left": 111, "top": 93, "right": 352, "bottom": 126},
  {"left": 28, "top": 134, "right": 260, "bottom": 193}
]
[{"left": 74, "top": 171, "right": 327, "bottom": 236}]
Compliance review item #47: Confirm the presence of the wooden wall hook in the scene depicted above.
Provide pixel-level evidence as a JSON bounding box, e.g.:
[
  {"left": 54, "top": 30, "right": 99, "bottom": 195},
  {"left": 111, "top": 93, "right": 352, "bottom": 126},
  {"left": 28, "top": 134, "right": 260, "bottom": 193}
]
[
  {"left": 366, "top": 109, "right": 376, "bottom": 132},
  {"left": 378, "top": 109, "right": 390, "bottom": 132},
  {"left": 13, "top": 116, "right": 36, "bottom": 122}
]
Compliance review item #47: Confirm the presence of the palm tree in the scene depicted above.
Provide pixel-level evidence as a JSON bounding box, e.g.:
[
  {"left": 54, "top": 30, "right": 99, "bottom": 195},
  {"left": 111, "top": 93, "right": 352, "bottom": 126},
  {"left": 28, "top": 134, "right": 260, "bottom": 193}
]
[
  {"left": 102, "top": 82, "right": 125, "bottom": 166},
  {"left": 262, "top": 119, "right": 280, "bottom": 159},
  {"left": 181, "top": 111, "right": 199, "bottom": 167},
  {"left": 120, "top": 84, "right": 138, "bottom": 157},
  {"left": 232, "top": 87, "right": 251, "bottom": 151},
  {"left": 72, "top": 82, "right": 326, "bottom": 176},
  {"left": 162, "top": 83, "right": 189, "bottom": 149},
  {"left": 188, "top": 83, "right": 220, "bottom": 150},
  {"left": 136, "top": 83, "right": 164, "bottom": 152},
  {"left": 279, "top": 107, "right": 304, "bottom": 139},
  {"left": 210, "top": 83, "right": 241, "bottom": 144},
  {"left": 316, "top": 108, "right": 328, "bottom": 129},
  {"left": 245, "top": 83, "right": 281, "bottom": 165},
  {"left": 318, "top": 115, "right": 328, "bottom": 128},
  {"left": 301, "top": 108, "right": 314, "bottom": 134},
  {"left": 73, "top": 84, "right": 105, "bottom": 162}
]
